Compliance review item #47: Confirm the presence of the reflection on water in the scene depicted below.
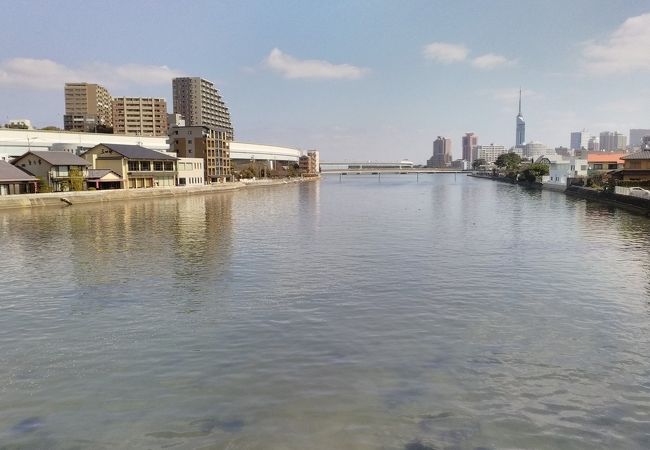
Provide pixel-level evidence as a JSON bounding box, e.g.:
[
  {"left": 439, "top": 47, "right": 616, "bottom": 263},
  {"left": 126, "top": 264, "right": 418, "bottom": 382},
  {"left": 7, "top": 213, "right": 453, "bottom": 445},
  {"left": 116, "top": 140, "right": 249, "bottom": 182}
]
[{"left": 1, "top": 177, "right": 650, "bottom": 449}]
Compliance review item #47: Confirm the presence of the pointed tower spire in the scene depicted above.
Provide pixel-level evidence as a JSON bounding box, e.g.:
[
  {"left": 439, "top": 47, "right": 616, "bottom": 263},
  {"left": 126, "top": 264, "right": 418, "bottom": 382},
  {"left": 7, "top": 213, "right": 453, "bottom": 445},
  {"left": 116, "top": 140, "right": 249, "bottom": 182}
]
[{"left": 515, "top": 87, "right": 526, "bottom": 147}]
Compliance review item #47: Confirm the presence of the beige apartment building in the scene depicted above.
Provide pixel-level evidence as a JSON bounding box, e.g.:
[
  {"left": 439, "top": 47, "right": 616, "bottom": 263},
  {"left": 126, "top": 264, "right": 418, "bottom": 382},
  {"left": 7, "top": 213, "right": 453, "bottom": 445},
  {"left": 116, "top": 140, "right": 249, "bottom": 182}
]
[
  {"left": 172, "top": 77, "right": 234, "bottom": 140},
  {"left": 299, "top": 150, "right": 320, "bottom": 174},
  {"left": 169, "top": 126, "right": 231, "bottom": 182},
  {"left": 64, "top": 83, "right": 113, "bottom": 132},
  {"left": 112, "top": 97, "right": 168, "bottom": 136}
]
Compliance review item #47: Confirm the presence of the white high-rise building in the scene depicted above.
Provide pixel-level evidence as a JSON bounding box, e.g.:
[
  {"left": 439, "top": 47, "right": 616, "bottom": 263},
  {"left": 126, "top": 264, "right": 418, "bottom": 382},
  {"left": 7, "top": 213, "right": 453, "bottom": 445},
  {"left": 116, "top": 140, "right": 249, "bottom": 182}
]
[{"left": 474, "top": 144, "right": 507, "bottom": 164}]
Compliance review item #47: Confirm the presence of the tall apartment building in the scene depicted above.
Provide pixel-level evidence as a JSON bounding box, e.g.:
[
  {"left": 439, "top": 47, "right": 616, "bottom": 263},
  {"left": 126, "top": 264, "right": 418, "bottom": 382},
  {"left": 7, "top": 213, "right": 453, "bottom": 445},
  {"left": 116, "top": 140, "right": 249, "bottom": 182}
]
[
  {"left": 474, "top": 144, "right": 507, "bottom": 164},
  {"left": 599, "top": 131, "right": 627, "bottom": 151},
  {"left": 172, "top": 77, "right": 234, "bottom": 140},
  {"left": 427, "top": 136, "right": 452, "bottom": 168},
  {"left": 168, "top": 126, "right": 231, "bottom": 182},
  {"left": 462, "top": 133, "right": 478, "bottom": 162},
  {"left": 112, "top": 97, "right": 168, "bottom": 136},
  {"left": 64, "top": 83, "right": 113, "bottom": 132}
]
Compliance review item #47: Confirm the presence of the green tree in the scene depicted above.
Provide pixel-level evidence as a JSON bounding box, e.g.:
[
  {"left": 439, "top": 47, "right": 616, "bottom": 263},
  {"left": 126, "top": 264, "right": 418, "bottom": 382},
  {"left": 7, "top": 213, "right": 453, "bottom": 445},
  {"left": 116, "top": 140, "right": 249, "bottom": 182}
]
[
  {"left": 40, "top": 126, "right": 62, "bottom": 131},
  {"left": 520, "top": 163, "right": 549, "bottom": 182},
  {"left": 495, "top": 152, "right": 521, "bottom": 170},
  {"left": 472, "top": 158, "right": 487, "bottom": 170},
  {"left": 69, "top": 166, "right": 84, "bottom": 191},
  {"left": 37, "top": 176, "right": 52, "bottom": 193}
]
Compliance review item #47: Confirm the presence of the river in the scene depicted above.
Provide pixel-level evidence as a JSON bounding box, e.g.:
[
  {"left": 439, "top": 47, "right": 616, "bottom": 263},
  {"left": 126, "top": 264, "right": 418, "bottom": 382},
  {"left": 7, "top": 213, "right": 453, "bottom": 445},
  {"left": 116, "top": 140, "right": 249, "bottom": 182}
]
[{"left": 1, "top": 174, "right": 649, "bottom": 449}]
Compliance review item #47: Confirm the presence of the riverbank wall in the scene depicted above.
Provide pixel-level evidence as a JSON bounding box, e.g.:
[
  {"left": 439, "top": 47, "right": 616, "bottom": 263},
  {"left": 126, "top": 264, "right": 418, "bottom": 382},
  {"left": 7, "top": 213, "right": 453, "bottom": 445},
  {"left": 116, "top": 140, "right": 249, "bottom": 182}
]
[
  {"left": 0, "top": 177, "right": 318, "bottom": 210},
  {"left": 470, "top": 173, "right": 650, "bottom": 217},
  {"left": 565, "top": 186, "right": 650, "bottom": 216}
]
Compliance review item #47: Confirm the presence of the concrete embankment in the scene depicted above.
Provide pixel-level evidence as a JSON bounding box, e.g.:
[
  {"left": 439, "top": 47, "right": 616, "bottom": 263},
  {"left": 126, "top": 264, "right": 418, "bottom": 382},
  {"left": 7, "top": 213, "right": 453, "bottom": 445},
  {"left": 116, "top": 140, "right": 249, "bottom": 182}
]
[
  {"left": 470, "top": 173, "right": 650, "bottom": 216},
  {"left": 565, "top": 186, "right": 650, "bottom": 216},
  {"left": 0, "top": 177, "right": 318, "bottom": 210}
]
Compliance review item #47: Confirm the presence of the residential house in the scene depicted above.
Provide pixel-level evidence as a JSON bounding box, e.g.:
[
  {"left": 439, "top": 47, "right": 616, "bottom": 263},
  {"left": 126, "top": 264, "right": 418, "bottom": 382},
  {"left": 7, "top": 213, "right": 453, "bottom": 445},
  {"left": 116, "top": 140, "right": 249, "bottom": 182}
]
[
  {"left": 587, "top": 152, "right": 625, "bottom": 176},
  {"left": 82, "top": 144, "right": 177, "bottom": 189},
  {"left": 86, "top": 169, "right": 123, "bottom": 190},
  {"left": 0, "top": 160, "right": 38, "bottom": 195},
  {"left": 616, "top": 150, "right": 650, "bottom": 181},
  {"left": 12, "top": 151, "right": 90, "bottom": 192},
  {"left": 537, "top": 154, "right": 588, "bottom": 191}
]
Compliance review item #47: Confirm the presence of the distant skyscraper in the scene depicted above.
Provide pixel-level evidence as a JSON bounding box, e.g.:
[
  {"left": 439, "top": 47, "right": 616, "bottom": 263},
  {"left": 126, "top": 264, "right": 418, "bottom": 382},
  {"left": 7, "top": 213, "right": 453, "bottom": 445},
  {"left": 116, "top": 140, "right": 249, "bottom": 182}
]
[
  {"left": 570, "top": 130, "right": 589, "bottom": 150},
  {"left": 172, "top": 77, "right": 234, "bottom": 140},
  {"left": 516, "top": 88, "right": 525, "bottom": 147},
  {"left": 462, "top": 132, "right": 478, "bottom": 162},
  {"left": 427, "top": 136, "right": 452, "bottom": 168},
  {"left": 588, "top": 136, "right": 600, "bottom": 152},
  {"left": 629, "top": 129, "right": 650, "bottom": 148},
  {"left": 599, "top": 131, "right": 627, "bottom": 151}
]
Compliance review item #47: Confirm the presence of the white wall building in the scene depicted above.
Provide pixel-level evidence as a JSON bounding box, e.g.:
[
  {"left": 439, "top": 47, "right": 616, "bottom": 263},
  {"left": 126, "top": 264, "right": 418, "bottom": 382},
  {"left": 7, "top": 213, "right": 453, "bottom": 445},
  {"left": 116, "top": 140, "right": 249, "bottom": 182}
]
[
  {"left": 523, "top": 141, "right": 550, "bottom": 160},
  {"left": 537, "top": 154, "right": 588, "bottom": 191},
  {"left": 176, "top": 157, "right": 204, "bottom": 186},
  {"left": 473, "top": 144, "right": 507, "bottom": 164}
]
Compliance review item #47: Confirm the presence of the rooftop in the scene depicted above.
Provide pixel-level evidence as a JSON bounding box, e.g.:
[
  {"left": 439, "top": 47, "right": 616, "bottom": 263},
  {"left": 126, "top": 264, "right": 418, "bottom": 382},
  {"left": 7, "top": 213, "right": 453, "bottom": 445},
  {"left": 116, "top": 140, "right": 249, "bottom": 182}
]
[
  {"left": 94, "top": 144, "right": 177, "bottom": 161},
  {"left": 622, "top": 150, "right": 650, "bottom": 161},
  {"left": 587, "top": 152, "right": 626, "bottom": 164},
  {"left": 0, "top": 160, "right": 37, "bottom": 182},
  {"left": 20, "top": 151, "right": 90, "bottom": 166}
]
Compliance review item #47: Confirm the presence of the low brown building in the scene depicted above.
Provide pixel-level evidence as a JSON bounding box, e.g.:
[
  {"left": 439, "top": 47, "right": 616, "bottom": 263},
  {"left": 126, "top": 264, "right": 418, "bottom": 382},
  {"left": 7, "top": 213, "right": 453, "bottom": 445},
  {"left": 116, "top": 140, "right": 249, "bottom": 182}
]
[
  {"left": 617, "top": 150, "right": 650, "bottom": 181},
  {"left": 12, "top": 151, "right": 90, "bottom": 192},
  {"left": 0, "top": 160, "right": 38, "bottom": 195}
]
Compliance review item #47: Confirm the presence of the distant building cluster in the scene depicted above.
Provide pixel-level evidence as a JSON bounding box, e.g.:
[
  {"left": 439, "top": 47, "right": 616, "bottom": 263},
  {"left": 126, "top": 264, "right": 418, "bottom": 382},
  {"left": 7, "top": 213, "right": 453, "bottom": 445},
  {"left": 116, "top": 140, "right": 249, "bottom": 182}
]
[
  {"left": 424, "top": 87, "right": 650, "bottom": 175},
  {"left": 0, "top": 75, "right": 320, "bottom": 196}
]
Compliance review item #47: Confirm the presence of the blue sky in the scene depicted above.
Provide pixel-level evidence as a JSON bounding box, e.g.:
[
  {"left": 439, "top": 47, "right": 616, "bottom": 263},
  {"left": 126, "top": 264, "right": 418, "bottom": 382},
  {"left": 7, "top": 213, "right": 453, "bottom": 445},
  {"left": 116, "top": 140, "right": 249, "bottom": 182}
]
[{"left": 1, "top": 0, "right": 649, "bottom": 163}]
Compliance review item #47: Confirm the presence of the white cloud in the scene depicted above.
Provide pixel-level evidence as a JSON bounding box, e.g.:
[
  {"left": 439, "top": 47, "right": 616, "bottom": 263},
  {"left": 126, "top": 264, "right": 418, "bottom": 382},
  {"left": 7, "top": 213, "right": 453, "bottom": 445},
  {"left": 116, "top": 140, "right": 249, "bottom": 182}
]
[
  {"left": 265, "top": 48, "right": 368, "bottom": 80},
  {"left": 422, "top": 42, "right": 514, "bottom": 70},
  {"left": 0, "top": 58, "right": 184, "bottom": 91},
  {"left": 422, "top": 42, "right": 468, "bottom": 63},
  {"left": 582, "top": 13, "right": 650, "bottom": 75},
  {"left": 471, "top": 53, "right": 516, "bottom": 70}
]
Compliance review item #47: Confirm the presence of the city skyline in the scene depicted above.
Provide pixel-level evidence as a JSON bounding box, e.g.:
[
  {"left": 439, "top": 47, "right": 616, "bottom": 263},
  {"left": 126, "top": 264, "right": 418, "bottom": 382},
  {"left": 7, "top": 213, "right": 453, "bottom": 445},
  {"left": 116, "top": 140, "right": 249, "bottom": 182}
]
[{"left": 1, "top": 1, "right": 650, "bottom": 163}]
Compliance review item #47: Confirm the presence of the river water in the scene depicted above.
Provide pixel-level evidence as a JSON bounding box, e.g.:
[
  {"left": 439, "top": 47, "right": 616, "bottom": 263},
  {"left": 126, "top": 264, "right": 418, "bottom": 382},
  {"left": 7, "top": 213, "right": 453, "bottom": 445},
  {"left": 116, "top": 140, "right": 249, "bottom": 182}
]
[{"left": 1, "top": 174, "right": 649, "bottom": 449}]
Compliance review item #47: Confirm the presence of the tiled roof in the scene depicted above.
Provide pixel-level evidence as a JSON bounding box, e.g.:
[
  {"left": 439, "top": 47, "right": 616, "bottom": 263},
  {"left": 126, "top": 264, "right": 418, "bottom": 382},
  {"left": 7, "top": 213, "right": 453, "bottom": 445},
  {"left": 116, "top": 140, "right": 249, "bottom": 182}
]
[
  {"left": 87, "top": 169, "right": 119, "bottom": 179},
  {"left": 98, "top": 144, "right": 177, "bottom": 161},
  {"left": 622, "top": 150, "right": 650, "bottom": 160},
  {"left": 587, "top": 153, "right": 626, "bottom": 164},
  {"left": 24, "top": 151, "right": 90, "bottom": 166},
  {"left": 0, "top": 160, "right": 37, "bottom": 182}
]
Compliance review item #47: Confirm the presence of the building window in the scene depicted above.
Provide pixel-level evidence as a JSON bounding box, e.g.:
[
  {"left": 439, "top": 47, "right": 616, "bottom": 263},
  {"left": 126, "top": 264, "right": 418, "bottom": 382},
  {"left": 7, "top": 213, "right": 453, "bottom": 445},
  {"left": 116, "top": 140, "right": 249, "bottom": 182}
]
[
  {"left": 128, "top": 161, "right": 139, "bottom": 171},
  {"left": 140, "top": 161, "right": 151, "bottom": 171},
  {"left": 164, "top": 161, "right": 174, "bottom": 171},
  {"left": 593, "top": 164, "right": 603, "bottom": 170},
  {"left": 154, "top": 161, "right": 163, "bottom": 171}
]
